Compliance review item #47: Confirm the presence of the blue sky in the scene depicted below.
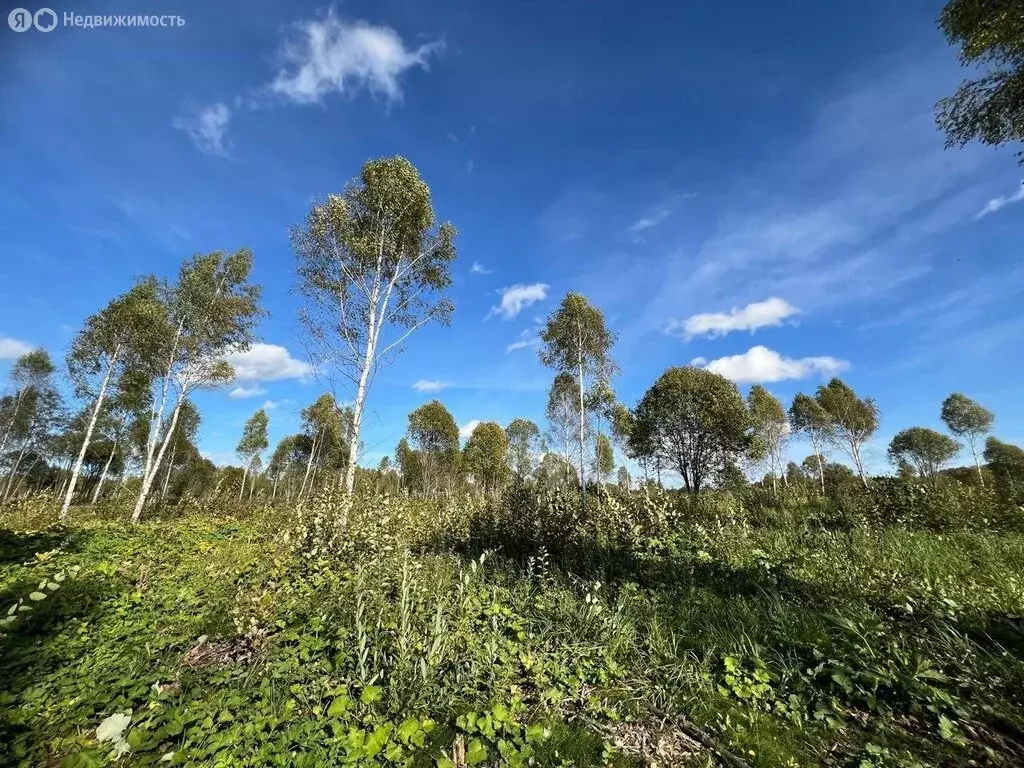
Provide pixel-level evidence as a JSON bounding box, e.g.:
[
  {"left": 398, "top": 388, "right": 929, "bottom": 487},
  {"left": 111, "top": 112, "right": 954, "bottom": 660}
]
[{"left": 1, "top": 0, "right": 1022, "bottom": 473}]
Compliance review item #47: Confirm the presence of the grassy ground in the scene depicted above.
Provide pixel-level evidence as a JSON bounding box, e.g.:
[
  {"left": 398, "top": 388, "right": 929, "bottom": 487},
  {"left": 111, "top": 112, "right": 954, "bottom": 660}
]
[{"left": 2, "top": 492, "right": 1024, "bottom": 767}]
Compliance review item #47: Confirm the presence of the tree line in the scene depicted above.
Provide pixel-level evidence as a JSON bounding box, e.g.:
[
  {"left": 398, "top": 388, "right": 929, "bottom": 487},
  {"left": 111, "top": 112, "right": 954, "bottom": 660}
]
[{"left": 1, "top": 156, "right": 1022, "bottom": 517}]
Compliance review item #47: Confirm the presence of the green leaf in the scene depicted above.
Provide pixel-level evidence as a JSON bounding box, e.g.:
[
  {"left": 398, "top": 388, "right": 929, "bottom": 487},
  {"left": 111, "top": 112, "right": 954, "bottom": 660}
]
[
  {"left": 466, "top": 738, "right": 488, "bottom": 766},
  {"left": 327, "top": 695, "right": 351, "bottom": 718},
  {"left": 360, "top": 685, "right": 381, "bottom": 705},
  {"left": 29, "top": 592, "right": 47, "bottom": 601},
  {"left": 435, "top": 758, "right": 454, "bottom": 768}
]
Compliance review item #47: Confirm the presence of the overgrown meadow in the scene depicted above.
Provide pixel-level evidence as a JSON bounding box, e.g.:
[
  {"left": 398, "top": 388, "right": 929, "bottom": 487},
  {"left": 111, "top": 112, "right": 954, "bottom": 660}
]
[{"left": 3, "top": 481, "right": 1023, "bottom": 767}]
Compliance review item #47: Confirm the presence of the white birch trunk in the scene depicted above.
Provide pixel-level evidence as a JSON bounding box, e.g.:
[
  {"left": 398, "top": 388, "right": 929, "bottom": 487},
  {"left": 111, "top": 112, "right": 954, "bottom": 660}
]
[
  {"left": 132, "top": 397, "right": 183, "bottom": 523},
  {"left": 91, "top": 440, "right": 117, "bottom": 504},
  {"left": 61, "top": 350, "right": 119, "bottom": 518}
]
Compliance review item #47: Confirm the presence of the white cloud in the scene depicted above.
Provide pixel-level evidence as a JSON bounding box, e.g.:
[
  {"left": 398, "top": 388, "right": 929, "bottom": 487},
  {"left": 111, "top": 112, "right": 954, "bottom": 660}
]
[
  {"left": 228, "top": 385, "right": 268, "bottom": 399},
  {"left": 173, "top": 103, "right": 231, "bottom": 155},
  {"left": 689, "top": 356, "right": 707, "bottom": 366},
  {"left": 261, "top": 400, "right": 278, "bottom": 410},
  {"left": 506, "top": 338, "right": 539, "bottom": 353},
  {"left": 225, "top": 343, "right": 312, "bottom": 382},
  {"left": 269, "top": 14, "right": 442, "bottom": 105},
  {"left": 458, "top": 419, "right": 482, "bottom": 441},
  {"left": 974, "top": 183, "right": 1024, "bottom": 220},
  {"left": 0, "top": 335, "right": 34, "bottom": 360},
  {"left": 668, "top": 297, "right": 801, "bottom": 340},
  {"left": 412, "top": 379, "right": 450, "bottom": 393},
  {"left": 703, "top": 345, "right": 849, "bottom": 384},
  {"left": 470, "top": 261, "right": 491, "bottom": 275},
  {"left": 488, "top": 283, "right": 549, "bottom": 320},
  {"left": 628, "top": 208, "right": 670, "bottom": 233}
]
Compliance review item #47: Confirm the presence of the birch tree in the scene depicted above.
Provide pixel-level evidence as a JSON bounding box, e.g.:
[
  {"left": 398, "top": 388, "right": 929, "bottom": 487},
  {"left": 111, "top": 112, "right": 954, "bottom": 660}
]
[
  {"left": 505, "top": 418, "right": 541, "bottom": 483},
  {"left": 236, "top": 407, "right": 269, "bottom": 501},
  {"left": 539, "top": 293, "right": 616, "bottom": 505},
  {"left": 132, "top": 249, "right": 263, "bottom": 523},
  {"left": 789, "top": 392, "right": 831, "bottom": 493},
  {"left": 297, "top": 394, "right": 349, "bottom": 498},
  {"left": 1, "top": 350, "right": 62, "bottom": 502},
  {"left": 815, "top": 378, "right": 879, "bottom": 488},
  {"left": 747, "top": 385, "right": 790, "bottom": 494},
  {"left": 940, "top": 392, "right": 994, "bottom": 484},
  {"left": 60, "top": 279, "right": 163, "bottom": 518},
  {"left": 293, "top": 156, "right": 458, "bottom": 496},
  {"left": 545, "top": 372, "right": 582, "bottom": 476},
  {"left": 408, "top": 399, "right": 459, "bottom": 498}
]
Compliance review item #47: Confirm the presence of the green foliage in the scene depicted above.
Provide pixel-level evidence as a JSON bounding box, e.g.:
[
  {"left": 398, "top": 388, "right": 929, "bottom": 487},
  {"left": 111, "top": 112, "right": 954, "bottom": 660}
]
[
  {"left": 292, "top": 156, "right": 457, "bottom": 495},
  {"left": 5, "top": 446, "right": 1024, "bottom": 767},
  {"left": 632, "top": 366, "right": 749, "bottom": 493},
  {"left": 936, "top": 0, "right": 1024, "bottom": 163},
  {"left": 887, "top": 427, "right": 960, "bottom": 479},
  {"left": 815, "top": 378, "right": 879, "bottom": 485},
  {"left": 462, "top": 421, "right": 508, "bottom": 496},
  {"left": 984, "top": 436, "right": 1024, "bottom": 506}
]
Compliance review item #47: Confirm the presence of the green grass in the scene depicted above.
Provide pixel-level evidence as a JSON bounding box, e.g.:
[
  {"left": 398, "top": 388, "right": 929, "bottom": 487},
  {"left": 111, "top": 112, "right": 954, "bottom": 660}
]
[{"left": 2, "top": 492, "right": 1024, "bottom": 767}]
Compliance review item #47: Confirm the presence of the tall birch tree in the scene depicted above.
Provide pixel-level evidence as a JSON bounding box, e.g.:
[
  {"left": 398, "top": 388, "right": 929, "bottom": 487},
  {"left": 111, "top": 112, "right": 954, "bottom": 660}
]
[
  {"left": 61, "top": 279, "right": 163, "bottom": 518},
  {"left": 538, "top": 293, "right": 615, "bottom": 506},
  {"left": 293, "top": 156, "right": 457, "bottom": 496},
  {"left": 789, "top": 392, "right": 832, "bottom": 493},
  {"left": 132, "top": 249, "right": 263, "bottom": 523},
  {"left": 815, "top": 378, "right": 879, "bottom": 488},
  {"left": 236, "top": 407, "right": 269, "bottom": 501}
]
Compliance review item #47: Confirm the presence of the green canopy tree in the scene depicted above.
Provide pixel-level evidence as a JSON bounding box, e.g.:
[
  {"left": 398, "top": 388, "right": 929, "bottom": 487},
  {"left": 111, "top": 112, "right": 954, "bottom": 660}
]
[
  {"left": 747, "top": 385, "right": 789, "bottom": 494},
  {"left": 505, "top": 418, "right": 541, "bottom": 483},
  {"left": 539, "top": 292, "right": 616, "bottom": 507},
  {"left": 395, "top": 437, "right": 424, "bottom": 494},
  {"left": 941, "top": 392, "right": 994, "bottom": 484},
  {"left": 632, "top": 366, "right": 749, "bottom": 494},
  {"left": 1, "top": 350, "right": 63, "bottom": 502},
  {"left": 616, "top": 465, "right": 630, "bottom": 490},
  {"left": 0, "top": 349, "right": 57, "bottom": 459},
  {"left": 984, "top": 436, "right": 1024, "bottom": 504},
  {"left": 936, "top": 0, "right": 1024, "bottom": 163},
  {"left": 463, "top": 421, "right": 508, "bottom": 496},
  {"left": 133, "top": 249, "right": 263, "bottom": 523},
  {"left": 789, "top": 392, "right": 832, "bottom": 493},
  {"left": 267, "top": 435, "right": 300, "bottom": 502},
  {"left": 61, "top": 278, "right": 164, "bottom": 517},
  {"left": 536, "top": 452, "right": 577, "bottom": 492},
  {"left": 236, "top": 407, "right": 269, "bottom": 500},
  {"left": 293, "top": 156, "right": 457, "bottom": 496},
  {"left": 815, "top": 378, "right": 879, "bottom": 487},
  {"left": 297, "top": 394, "right": 351, "bottom": 498},
  {"left": 887, "top": 427, "right": 960, "bottom": 480},
  {"left": 408, "top": 400, "right": 459, "bottom": 497}
]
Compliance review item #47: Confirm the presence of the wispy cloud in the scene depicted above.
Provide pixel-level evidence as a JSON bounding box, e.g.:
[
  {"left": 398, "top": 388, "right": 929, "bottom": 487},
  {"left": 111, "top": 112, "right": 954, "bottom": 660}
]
[
  {"left": 667, "top": 297, "right": 800, "bottom": 340},
  {"left": 173, "top": 103, "right": 231, "bottom": 155},
  {"left": 617, "top": 54, "right": 996, "bottom": 342},
  {"left": 627, "top": 207, "right": 670, "bottom": 233},
  {"left": 506, "top": 339, "right": 539, "bottom": 353},
  {"left": 225, "top": 343, "right": 312, "bottom": 381},
  {"left": 0, "top": 334, "right": 34, "bottom": 360},
  {"left": 487, "top": 283, "right": 549, "bottom": 320},
  {"left": 269, "top": 13, "right": 443, "bottom": 105},
  {"left": 261, "top": 399, "right": 279, "bottom": 410},
  {"left": 228, "top": 385, "right": 268, "bottom": 399},
  {"left": 470, "top": 261, "right": 491, "bottom": 275},
  {"left": 974, "top": 182, "right": 1024, "bottom": 220},
  {"left": 458, "top": 419, "right": 482, "bottom": 441},
  {"left": 412, "top": 379, "right": 450, "bottom": 393},
  {"left": 703, "top": 345, "right": 849, "bottom": 384}
]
